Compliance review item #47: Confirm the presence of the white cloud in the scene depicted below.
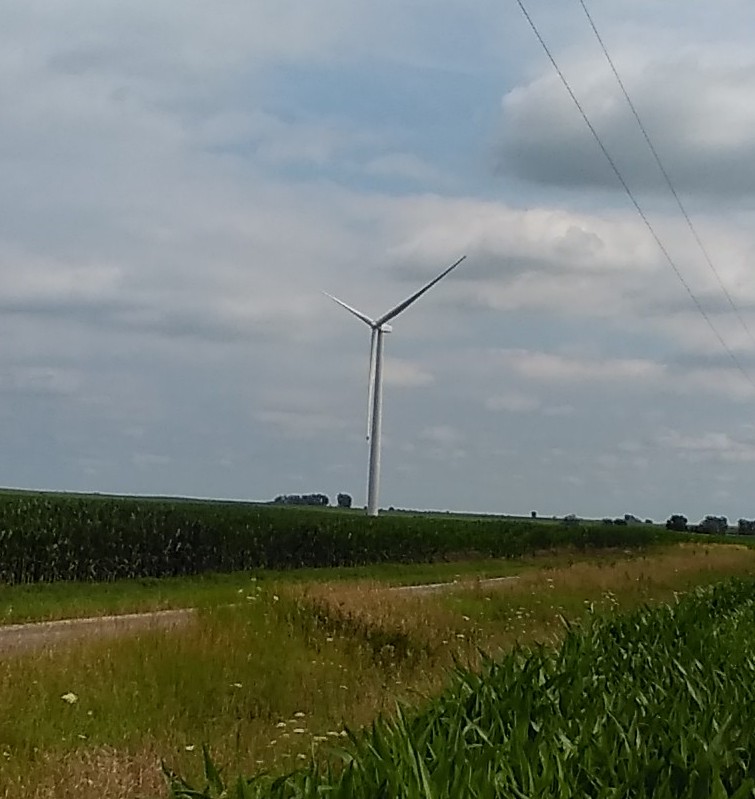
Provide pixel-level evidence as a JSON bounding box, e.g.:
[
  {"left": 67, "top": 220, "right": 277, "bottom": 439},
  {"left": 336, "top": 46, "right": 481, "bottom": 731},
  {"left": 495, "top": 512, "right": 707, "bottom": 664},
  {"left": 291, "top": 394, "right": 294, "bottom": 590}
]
[
  {"left": 595, "top": 454, "right": 620, "bottom": 470},
  {"left": 132, "top": 452, "right": 172, "bottom": 469},
  {"left": 678, "top": 367, "right": 755, "bottom": 402},
  {"left": 497, "top": 49, "right": 755, "bottom": 196},
  {"left": 542, "top": 404, "right": 575, "bottom": 417},
  {"left": 2, "top": 0, "right": 755, "bottom": 521},
  {"left": 197, "top": 110, "right": 388, "bottom": 169},
  {"left": 255, "top": 409, "right": 351, "bottom": 439},
  {"left": 497, "top": 349, "right": 665, "bottom": 383},
  {"left": 378, "top": 193, "right": 755, "bottom": 363},
  {"left": 657, "top": 430, "right": 755, "bottom": 463},
  {"left": 383, "top": 358, "right": 434, "bottom": 388},
  {"left": 484, "top": 392, "right": 577, "bottom": 416},
  {"left": 452, "top": 347, "right": 755, "bottom": 406},
  {"left": 416, "top": 425, "right": 467, "bottom": 462},
  {"left": 485, "top": 392, "right": 541, "bottom": 413},
  {"left": 363, "top": 153, "right": 442, "bottom": 183},
  {"left": 0, "top": 367, "right": 80, "bottom": 397},
  {"left": 420, "top": 425, "right": 464, "bottom": 446},
  {"left": 388, "top": 197, "right": 661, "bottom": 280}
]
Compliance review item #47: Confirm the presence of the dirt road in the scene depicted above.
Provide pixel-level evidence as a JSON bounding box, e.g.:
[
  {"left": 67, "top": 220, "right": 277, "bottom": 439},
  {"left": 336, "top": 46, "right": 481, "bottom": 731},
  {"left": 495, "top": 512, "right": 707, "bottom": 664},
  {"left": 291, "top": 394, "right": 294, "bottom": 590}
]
[
  {"left": 0, "top": 575, "right": 519, "bottom": 655},
  {"left": 0, "top": 608, "right": 194, "bottom": 655}
]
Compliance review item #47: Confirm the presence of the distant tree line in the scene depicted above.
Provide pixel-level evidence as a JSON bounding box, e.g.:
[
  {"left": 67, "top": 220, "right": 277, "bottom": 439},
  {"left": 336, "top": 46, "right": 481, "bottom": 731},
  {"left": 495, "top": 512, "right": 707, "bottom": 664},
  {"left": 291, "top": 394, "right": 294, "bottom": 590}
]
[
  {"left": 267, "top": 500, "right": 753, "bottom": 531},
  {"left": 271, "top": 492, "right": 353, "bottom": 508},
  {"left": 563, "top": 514, "right": 629, "bottom": 526},
  {"left": 272, "top": 493, "right": 329, "bottom": 507},
  {"left": 562, "top": 514, "right": 653, "bottom": 527},
  {"left": 599, "top": 514, "right": 654, "bottom": 527},
  {"left": 663, "top": 514, "right": 755, "bottom": 535},
  {"left": 570, "top": 512, "right": 754, "bottom": 535}
]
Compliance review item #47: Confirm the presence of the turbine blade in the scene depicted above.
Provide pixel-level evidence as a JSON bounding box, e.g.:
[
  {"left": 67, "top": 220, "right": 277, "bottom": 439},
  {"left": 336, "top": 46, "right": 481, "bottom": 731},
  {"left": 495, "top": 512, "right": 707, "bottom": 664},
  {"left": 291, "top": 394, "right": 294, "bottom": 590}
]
[
  {"left": 376, "top": 255, "right": 467, "bottom": 326},
  {"left": 366, "top": 329, "right": 377, "bottom": 440},
  {"left": 322, "top": 291, "right": 375, "bottom": 327}
]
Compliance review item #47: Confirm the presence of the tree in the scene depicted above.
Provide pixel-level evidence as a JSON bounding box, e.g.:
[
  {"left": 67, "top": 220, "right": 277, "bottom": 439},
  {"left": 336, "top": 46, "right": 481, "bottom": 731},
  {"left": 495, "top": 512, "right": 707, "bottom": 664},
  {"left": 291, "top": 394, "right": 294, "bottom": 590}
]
[
  {"left": 738, "top": 519, "right": 755, "bottom": 535},
  {"left": 271, "top": 493, "right": 329, "bottom": 507},
  {"left": 698, "top": 515, "right": 727, "bottom": 535},
  {"left": 337, "top": 493, "right": 352, "bottom": 509},
  {"left": 665, "top": 514, "right": 688, "bottom": 532}
]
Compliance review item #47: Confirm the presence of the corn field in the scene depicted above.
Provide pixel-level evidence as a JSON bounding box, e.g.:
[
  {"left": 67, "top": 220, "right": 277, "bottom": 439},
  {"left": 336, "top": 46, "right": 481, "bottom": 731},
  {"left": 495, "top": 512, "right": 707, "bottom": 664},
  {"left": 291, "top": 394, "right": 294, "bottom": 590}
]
[
  {"left": 0, "top": 494, "right": 665, "bottom": 583},
  {"left": 167, "top": 577, "right": 755, "bottom": 798}
]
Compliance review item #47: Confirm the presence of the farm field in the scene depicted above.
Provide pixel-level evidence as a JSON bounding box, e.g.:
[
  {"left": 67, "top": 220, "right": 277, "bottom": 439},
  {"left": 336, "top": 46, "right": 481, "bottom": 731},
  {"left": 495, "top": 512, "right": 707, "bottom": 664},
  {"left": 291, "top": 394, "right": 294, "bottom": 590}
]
[
  {"left": 180, "top": 573, "right": 755, "bottom": 798},
  {"left": 0, "top": 493, "right": 672, "bottom": 584},
  {"left": 1, "top": 541, "right": 755, "bottom": 798}
]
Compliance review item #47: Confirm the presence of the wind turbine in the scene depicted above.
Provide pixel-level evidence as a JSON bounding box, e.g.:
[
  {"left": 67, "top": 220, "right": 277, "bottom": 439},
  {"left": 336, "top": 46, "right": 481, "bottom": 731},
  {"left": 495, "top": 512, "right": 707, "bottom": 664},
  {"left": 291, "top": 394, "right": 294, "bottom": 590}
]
[{"left": 324, "top": 255, "right": 467, "bottom": 516}]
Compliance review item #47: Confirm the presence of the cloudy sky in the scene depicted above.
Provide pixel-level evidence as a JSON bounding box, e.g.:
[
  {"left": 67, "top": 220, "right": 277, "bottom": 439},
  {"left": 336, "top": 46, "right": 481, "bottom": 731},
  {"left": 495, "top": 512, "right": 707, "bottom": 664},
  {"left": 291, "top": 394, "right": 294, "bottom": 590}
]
[{"left": 3, "top": 1, "right": 755, "bottom": 522}]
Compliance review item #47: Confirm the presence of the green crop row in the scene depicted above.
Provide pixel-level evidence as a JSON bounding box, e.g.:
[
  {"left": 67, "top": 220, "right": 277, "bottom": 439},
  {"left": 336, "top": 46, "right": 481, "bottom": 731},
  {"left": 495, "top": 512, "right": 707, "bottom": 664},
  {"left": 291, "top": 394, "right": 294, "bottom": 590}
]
[
  {"left": 0, "top": 494, "right": 668, "bottom": 584},
  {"left": 168, "top": 577, "right": 755, "bottom": 798}
]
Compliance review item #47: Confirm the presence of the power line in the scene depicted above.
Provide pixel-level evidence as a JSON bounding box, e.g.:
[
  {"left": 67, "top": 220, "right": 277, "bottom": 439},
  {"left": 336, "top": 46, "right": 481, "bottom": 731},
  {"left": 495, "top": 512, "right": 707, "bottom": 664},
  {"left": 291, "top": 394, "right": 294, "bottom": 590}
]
[
  {"left": 577, "top": 0, "right": 755, "bottom": 352},
  {"left": 512, "top": 0, "right": 755, "bottom": 391}
]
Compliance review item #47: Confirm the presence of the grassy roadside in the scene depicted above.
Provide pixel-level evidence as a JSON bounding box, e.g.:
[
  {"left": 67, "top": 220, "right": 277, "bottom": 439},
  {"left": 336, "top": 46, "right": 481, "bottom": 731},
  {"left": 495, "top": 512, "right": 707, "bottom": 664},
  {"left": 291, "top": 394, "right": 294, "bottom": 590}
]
[
  {"left": 0, "top": 548, "right": 650, "bottom": 626},
  {"left": 173, "top": 576, "right": 755, "bottom": 798},
  {"left": 0, "top": 560, "right": 527, "bottom": 626},
  {"left": 288, "top": 542, "right": 755, "bottom": 669},
  {"left": 1, "top": 543, "right": 755, "bottom": 798}
]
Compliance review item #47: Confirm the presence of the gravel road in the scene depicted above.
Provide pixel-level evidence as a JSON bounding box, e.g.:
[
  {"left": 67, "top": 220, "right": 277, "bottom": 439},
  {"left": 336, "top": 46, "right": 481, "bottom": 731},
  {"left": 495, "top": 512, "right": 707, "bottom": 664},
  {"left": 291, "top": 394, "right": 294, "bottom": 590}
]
[
  {"left": 0, "top": 575, "right": 519, "bottom": 655},
  {"left": 0, "top": 608, "right": 194, "bottom": 655}
]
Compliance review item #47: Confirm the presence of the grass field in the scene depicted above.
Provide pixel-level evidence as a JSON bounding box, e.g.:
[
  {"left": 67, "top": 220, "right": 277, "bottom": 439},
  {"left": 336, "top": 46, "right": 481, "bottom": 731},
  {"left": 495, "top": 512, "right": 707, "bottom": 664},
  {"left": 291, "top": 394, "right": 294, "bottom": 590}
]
[
  {"left": 186, "top": 574, "right": 755, "bottom": 798},
  {"left": 0, "top": 558, "right": 533, "bottom": 626},
  {"left": 1, "top": 541, "right": 716, "bottom": 626},
  {"left": 2, "top": 542, "right": 755, "bottom": 798}
]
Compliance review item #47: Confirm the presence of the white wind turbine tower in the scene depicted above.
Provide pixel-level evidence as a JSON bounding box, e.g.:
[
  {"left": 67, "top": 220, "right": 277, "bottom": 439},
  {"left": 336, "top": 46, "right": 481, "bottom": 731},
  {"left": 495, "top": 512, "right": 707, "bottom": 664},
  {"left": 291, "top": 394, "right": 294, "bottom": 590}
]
[{"left": 324, "top": 255, "right": 466, "bottom": 516}]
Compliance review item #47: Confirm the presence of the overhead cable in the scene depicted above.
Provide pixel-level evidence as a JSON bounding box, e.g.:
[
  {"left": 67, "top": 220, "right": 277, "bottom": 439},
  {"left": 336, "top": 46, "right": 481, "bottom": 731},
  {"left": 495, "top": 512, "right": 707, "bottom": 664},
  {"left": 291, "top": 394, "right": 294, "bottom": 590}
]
[
  {"left": 512, "top": 0, "right": 755, "bottom": 390},
  {"left": 577, "top": 0, "right": 755, "bottom": 352}
]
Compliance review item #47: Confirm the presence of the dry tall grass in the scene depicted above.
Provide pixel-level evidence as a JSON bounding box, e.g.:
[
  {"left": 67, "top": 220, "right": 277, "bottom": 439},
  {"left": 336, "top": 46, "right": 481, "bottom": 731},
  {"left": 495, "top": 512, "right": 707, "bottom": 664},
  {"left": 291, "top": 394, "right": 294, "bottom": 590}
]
[
  {"left": 290, "top": 542, "right": 755, "bottom": 664},
  {"left": 1, "top": 746, "right": 165, "bottom": 799},
  {"left": 3, "top": 542, "right": 755, "bottom": 798}
]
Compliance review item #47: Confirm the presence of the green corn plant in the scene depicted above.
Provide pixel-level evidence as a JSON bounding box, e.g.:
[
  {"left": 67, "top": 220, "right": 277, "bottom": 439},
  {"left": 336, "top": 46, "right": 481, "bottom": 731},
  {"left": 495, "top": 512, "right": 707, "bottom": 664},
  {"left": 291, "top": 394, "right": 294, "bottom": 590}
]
[
  {"left": 0, "top": 493, "right": 667, "bottom": 585},
  {"left": 167, "top": 578, "right": 755, "bottom": 799}
]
